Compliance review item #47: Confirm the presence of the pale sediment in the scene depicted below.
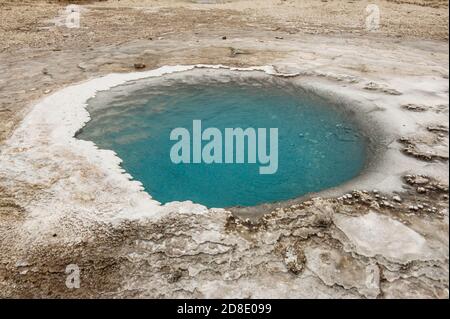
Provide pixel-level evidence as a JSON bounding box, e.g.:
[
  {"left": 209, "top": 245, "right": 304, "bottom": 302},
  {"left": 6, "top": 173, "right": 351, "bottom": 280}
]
[{"left": 0, "top": 1, "right": 448, "bottom": 299}]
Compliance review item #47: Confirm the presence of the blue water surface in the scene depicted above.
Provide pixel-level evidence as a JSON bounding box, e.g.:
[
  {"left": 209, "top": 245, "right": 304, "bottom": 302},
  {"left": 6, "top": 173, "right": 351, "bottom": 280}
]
[{"left": 78, "top": 80, "right": 367, "bottom": 208}]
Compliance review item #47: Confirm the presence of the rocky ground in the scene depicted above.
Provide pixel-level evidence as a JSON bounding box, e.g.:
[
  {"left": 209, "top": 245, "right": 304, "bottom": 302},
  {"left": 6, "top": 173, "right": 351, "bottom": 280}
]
[{"left": 0, "top": 0, "right": 448, "bottom": 298}]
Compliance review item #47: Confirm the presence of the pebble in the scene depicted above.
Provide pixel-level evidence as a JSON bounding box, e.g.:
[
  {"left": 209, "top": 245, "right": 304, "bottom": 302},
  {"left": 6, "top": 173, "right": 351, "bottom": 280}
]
[
  {"left": 15, "top": 260, "right": 29, "bottom": 267},
  {"left": 77, "top": 63, "right": 88, "bottom": 71},
  {"left": 417, "top": 187, "right": 427, "bottom": 194},
  {"left": 381, "top": 201, "right": 395, "bottom": 208},
  {"left": 393, "top": 195, "right": 402, "bottom": 203},
  {"left": 134, "top": 63, "right": 146, "bottom": 69},
  {"left": 415, "top": 176, "right": 430, "bottom": 185}
]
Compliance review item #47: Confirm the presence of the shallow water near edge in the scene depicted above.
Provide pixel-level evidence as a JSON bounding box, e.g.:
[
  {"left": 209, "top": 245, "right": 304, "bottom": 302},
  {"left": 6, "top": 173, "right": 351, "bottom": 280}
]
[{"left": 78, "top": 74, "right": 367, "bottom": 208}]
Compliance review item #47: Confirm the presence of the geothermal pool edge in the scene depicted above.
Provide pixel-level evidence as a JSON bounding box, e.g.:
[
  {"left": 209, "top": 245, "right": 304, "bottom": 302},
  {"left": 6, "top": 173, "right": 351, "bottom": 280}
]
[
  {"left": 6, "top": 64, "right": 396, "bottom": 214},
  {"left": 1, "top": 55, "right": 448, "bottom": 298}
]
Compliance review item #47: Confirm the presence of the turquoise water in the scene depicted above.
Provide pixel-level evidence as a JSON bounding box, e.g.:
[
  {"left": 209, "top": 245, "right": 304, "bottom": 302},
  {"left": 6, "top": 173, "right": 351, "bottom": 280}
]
[{"left": 78, "top": 79, "right": 367, "bottom": 208}]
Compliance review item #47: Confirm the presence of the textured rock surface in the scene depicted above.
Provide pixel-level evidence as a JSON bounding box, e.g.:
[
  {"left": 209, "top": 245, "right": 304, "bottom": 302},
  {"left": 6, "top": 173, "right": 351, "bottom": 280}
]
[
  {"left": 333, "top": 212, "right": 434, "bottom": 263},
  {"left": 0, "top": 0, "right": 448, "bottom": 298}
]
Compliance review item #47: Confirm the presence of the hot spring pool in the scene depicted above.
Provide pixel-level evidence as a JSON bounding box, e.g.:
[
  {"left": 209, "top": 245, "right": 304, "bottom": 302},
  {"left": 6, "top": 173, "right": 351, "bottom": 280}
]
[{"left": 77, "top": 71, "right": 367, "bottom": 208}]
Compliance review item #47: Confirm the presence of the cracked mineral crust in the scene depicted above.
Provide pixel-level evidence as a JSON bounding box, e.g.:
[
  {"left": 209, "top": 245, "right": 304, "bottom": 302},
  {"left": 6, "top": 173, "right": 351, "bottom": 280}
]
[{"left": 0, "top": 0, "right": 448, "bottom": 299}]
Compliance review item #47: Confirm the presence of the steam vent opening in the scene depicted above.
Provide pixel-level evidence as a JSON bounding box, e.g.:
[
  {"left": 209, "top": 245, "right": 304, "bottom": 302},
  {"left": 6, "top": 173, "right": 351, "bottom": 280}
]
[{"left": 77, "top": 69, "right": 368, "bottom": 208}]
